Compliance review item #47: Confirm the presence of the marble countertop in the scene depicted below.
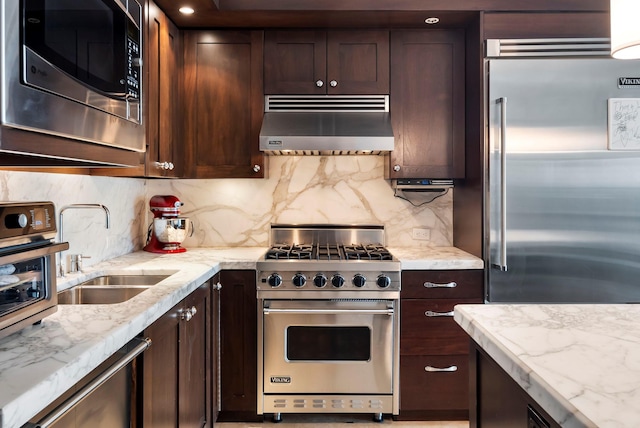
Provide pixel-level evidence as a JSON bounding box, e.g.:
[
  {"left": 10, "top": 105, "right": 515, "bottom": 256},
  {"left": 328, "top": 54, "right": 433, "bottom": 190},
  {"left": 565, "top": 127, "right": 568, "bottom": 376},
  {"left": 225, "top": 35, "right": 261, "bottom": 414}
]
[
  {"left": 454, "top": 304, "right": 640, "bottom": 428},
  {"left": 0, "top": 245, "right": 481, "bottom": 428}
]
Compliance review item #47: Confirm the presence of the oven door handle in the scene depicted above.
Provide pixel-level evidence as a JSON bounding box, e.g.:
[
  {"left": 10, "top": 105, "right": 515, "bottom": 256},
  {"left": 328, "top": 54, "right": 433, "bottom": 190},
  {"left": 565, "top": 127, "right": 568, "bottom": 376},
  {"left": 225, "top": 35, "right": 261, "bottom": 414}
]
[{"left": 263, "top": 308, "right": 394, "bottom": 316}]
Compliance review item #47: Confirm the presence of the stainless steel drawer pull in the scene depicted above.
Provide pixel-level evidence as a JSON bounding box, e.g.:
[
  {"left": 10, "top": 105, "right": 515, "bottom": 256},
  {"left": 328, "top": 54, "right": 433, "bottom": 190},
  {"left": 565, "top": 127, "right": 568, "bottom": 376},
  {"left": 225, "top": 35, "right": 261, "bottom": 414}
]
[
  {"left": 425, "top": 365, "right": 458, "bottom": 373},
  {"left": 424, "top": 281, "right": 457, "bottom": 288},
  {"left": 424, "top": 310, "right": 454, "bottom": 317}
]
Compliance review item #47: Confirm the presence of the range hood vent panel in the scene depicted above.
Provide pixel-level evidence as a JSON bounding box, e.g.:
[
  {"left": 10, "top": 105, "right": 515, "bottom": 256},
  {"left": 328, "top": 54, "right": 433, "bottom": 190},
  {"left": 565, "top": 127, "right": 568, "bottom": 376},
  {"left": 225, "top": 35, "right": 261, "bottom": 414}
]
[{"left": 260, "top": 95, "right": 395, "bottom": 155}]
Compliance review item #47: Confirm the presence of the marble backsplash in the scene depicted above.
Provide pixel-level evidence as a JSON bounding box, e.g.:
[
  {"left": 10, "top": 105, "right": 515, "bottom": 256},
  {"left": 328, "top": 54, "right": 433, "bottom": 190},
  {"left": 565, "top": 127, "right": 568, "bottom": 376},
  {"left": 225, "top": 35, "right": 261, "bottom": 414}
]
[
  {"left": 0, "top": 156, "right": 452, "bottom": 269},
  {"left": 147, "top": 156, "right": 453, "bottom": 248},
  {"left": 0, "top": 170, "right": 147, "bottom": 270}
]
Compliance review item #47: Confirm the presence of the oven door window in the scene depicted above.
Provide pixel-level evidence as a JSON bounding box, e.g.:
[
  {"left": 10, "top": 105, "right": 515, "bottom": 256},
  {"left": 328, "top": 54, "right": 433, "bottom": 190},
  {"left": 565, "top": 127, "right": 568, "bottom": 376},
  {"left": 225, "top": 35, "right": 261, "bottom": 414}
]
[
  {"left": 0, "top": 258, "right": 47, "bottom": 315},
  {"left": 286, "top": 326, "right": 371, "bottom": 361},
  {"left": 22, "top": 0, "right": 128, "bottom": 96}
]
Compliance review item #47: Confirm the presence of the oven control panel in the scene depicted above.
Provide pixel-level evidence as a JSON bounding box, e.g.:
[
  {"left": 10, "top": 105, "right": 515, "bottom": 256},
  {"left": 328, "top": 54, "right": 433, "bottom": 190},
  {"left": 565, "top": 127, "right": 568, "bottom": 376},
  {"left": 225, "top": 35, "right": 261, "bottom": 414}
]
[
  {"left": 0, "top": 202, "right": 56, "bottom": 242},
  {"left": 258, "top": 270, "right": 400, "bottom": 292}
]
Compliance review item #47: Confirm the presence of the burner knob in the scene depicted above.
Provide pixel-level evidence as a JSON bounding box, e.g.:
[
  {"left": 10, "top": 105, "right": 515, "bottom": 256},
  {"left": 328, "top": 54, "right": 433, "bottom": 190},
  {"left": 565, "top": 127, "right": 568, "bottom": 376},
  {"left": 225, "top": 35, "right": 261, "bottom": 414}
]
[
  {"left": 331, "top": 274, "right": 345, "bottom": 288},
  {"left": 353, "top": 274, "right": 367, "bottom": 288},
  {"left": 292, "top": 273, "right": 307, "bottom": 288},
  {"left": 377, "top": 274, "right": 392, "bottom": 288},
  {"left": 313, "top": 274, "right": 327, "bottom": 288},
  {"left": 267, "top": 273, "right": 282, "bottom": 288}
]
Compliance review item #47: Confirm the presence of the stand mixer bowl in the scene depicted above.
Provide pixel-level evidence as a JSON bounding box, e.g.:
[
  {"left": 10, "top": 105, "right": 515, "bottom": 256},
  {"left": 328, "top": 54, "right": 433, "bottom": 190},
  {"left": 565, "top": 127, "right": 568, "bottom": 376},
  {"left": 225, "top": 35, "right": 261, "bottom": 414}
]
[{"left": 153, "top": 217, "right": 191, "bottom": 248}]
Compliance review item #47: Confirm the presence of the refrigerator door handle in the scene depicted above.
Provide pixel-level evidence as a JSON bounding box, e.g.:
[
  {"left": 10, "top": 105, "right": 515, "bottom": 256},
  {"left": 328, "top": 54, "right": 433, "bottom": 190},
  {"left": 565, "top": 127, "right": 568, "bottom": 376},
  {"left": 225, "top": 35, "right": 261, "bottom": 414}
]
[{"left": 492, "top": 97, "right": 508, "bottom": 272}]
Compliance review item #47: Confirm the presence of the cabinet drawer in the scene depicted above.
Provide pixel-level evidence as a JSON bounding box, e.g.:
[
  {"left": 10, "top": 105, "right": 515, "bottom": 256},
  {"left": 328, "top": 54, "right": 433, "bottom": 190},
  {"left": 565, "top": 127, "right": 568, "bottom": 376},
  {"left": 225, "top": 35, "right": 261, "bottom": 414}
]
[
  {"left": 401, "top": 270, "right": 483, "bottom": 299},
  {"left": 400, "top": 354, "right": 469, "bottom": 411},
  {"left": 400, "top": 299, "right": 480, "bottom": 355}
]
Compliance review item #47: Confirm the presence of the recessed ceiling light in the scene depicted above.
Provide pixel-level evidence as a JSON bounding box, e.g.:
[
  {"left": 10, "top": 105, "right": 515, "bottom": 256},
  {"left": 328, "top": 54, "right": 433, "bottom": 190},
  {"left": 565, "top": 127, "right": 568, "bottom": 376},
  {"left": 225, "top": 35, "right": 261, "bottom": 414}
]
[
  {"left": 179, "top": 6, "right": 195, "bottom": 15},
  {"left": 425, "top": 17, "right": 440, "bottom": 25}
]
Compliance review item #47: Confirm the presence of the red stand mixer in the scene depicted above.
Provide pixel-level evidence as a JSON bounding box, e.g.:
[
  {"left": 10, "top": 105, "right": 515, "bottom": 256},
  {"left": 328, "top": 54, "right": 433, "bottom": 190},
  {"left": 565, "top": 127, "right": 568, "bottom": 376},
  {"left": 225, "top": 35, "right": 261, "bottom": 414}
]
[{"left": 143, "top": 195, "right": 191, "bottom": 253}]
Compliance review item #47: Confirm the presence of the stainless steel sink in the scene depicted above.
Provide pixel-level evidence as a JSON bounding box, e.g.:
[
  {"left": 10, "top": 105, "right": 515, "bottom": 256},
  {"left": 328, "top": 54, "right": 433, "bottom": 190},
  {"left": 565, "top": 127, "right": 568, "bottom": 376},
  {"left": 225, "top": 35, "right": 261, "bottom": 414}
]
[
  {"left": 78, "top": 274, "right": 170, "bottom": 286},
  {"left": 58, "top": 274, "right": 171, "bottom": 304},
  {"left": 58, "top": 286, "right": 151, "bottom": 304}
]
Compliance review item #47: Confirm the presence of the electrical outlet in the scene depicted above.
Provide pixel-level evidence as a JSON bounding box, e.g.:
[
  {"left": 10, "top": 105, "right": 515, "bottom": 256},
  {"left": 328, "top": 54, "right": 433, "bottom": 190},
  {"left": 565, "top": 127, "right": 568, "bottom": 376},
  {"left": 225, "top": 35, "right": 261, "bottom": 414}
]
[{"left": 412, "top": 228, "right": 431, "bottom": 240}]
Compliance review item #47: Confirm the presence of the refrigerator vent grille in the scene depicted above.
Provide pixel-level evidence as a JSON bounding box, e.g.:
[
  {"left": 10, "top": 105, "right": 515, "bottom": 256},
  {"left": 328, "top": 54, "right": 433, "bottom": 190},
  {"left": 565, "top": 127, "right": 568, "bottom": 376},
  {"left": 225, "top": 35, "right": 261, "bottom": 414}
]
[
  {"left": 486, "top": 38, "right": 611, "bottom": 58},
  {"left": 264, "top": 95, "right": 390, "bottom": 113}
]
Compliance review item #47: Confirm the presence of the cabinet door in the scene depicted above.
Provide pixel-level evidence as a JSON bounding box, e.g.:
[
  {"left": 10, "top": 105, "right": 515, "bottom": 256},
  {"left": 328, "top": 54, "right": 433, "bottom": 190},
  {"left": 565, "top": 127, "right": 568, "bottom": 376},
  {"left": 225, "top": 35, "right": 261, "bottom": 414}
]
[
  {"left": 143, "top": 296, "right": 180, "bottom": 427},
  {"left": 326, "top": 30, "right": 389, "bottom": 95},
  {"left": 146, "top": 0, "right": 182, "bottom": 177},
  {"left": 178, "top": 284, "right": 211, "bottom": 427},
  {"left": 218, "top": 270, "right": 259, "bottom": 421},
  {"left": 264, "top": 30, "right": 326, "bottom": 95},
  {"left": 389, "top": 30, "right": 465, "bottom": 179},
  {"left": 183, "top": 31, "right": 265, "bottom": 178}
]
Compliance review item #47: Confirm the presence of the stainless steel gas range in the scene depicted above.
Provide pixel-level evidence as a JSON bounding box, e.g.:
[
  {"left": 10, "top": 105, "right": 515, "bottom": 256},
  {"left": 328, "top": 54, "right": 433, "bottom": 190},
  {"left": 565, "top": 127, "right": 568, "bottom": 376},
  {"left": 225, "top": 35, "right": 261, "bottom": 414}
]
[{"left": 256, "top": 224, "right": 400, "bottom": 423}]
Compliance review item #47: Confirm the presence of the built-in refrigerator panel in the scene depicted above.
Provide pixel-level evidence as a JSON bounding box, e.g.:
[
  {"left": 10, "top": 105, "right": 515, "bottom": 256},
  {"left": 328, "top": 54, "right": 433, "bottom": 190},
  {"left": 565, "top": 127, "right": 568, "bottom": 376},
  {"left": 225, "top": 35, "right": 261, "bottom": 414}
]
[{"left": 487, "top": 58, "right": 640, "bottom": 303}]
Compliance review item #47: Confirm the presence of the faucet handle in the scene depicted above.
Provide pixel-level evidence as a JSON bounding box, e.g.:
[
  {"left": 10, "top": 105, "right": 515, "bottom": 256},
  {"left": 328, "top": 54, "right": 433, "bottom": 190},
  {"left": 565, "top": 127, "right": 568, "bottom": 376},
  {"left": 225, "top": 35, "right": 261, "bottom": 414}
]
[{"left": 69, "top": 254, "right": 91, "bottom": 273}]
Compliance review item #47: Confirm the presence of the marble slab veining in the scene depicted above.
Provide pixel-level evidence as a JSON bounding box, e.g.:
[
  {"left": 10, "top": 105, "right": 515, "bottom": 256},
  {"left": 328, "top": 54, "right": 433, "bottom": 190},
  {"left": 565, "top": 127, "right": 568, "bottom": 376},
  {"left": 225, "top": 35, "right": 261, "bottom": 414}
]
[{"left": 454, "top": 304, "right": 640, "bottom": 428}]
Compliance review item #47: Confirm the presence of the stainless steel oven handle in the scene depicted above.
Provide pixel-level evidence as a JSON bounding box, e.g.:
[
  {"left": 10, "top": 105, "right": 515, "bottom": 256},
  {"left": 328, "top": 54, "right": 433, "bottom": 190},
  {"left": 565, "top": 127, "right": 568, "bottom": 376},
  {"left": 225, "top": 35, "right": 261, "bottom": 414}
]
[
  {"left": 25, "top": 337, "right": 151, "bottom": 428},
  {"left": 0, "top": 242, "right": 69, "bottom": 266},
  {"left": 263, "top": 308, "right": 394, "bottom": 316}
]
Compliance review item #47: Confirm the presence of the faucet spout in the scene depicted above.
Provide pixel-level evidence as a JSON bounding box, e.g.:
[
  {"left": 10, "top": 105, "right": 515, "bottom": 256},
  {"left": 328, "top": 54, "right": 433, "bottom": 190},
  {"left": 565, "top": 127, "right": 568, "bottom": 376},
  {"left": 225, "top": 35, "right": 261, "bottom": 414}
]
[{"left": 58, "top": 204, "right": 111, "bottom": 277}]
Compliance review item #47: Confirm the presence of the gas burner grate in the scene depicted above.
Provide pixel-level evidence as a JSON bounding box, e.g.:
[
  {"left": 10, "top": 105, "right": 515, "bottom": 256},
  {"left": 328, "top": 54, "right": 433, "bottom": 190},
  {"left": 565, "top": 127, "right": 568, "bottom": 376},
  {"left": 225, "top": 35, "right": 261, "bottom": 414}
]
[{"left": 265, "top": 243, "right": 393, "bottom": 261}]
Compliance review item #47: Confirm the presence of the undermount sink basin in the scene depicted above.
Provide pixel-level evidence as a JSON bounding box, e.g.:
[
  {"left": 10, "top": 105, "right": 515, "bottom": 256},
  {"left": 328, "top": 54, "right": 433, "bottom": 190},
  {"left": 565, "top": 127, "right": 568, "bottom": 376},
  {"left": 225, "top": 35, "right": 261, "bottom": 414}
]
[
  {"left": 58, "top": 274, "right": 172, "bottom": 304},
  {"left": 58, "top": 286, "right": 151, "bottom": 304},
  {"left": 78, "top": 274, "right": 170, "bottom": 286}
]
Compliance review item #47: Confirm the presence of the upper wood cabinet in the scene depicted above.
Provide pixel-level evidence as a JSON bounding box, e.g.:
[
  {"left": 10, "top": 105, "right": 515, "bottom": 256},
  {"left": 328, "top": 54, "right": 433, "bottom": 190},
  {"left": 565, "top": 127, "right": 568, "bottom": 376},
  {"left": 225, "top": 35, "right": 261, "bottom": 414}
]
[
  {"left": 264, "top": 30, "right": 389, "bottom": 95},
  {"left": 145, "top": 0, "right": 182, "bottom": 177},
  {"left": 388, "top": 30, "right": 465, "bottom": 179},
  {"left": 182, "top": 30, "right": 265, "bottom": 178}
]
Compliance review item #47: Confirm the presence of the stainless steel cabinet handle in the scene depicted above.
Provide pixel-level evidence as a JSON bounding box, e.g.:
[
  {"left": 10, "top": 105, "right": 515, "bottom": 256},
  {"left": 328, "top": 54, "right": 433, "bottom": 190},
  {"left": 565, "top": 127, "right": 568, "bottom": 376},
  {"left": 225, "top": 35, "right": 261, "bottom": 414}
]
[
  {"left": 424, "top": 310, "right": 454, "bottom": 317},
  {"left": 424, "top": 281, "right": 457, "bottom": 289},
  {"left": 393, "top": 164, "right": 401, "bottom": 172},
  {"left": 330, "top": 80, "right": 338, "bottom": 87},
  {"left": 27, "top": 338, "right": 151, "bottom": 428},
  {"left": 155, "top": 161, "right": 174, "bottom": 171},
  {"left": 316, "top": 80, "right": 324, "bottom": 87},
  {"left": 425, "top": 365, "right": 458, "bottom": 373},
  {"left": 213, "top": 282, "right": 222, "bottom": 291},
  {"left": 492, "top": 96, "right": 508, "bottom": 272},
  {"left": 253, "top": 164, "right": 261, "bottom": 173},
  {"left": 180, "top": 306, "right": 197, "bottom": 321}
]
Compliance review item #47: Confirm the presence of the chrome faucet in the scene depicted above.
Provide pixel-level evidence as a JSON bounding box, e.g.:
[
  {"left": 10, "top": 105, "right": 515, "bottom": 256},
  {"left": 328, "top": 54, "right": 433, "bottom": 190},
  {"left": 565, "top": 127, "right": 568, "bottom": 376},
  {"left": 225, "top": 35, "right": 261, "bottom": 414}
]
[{"left": 58, "top": 204, "right": 111, "bottom": 277}]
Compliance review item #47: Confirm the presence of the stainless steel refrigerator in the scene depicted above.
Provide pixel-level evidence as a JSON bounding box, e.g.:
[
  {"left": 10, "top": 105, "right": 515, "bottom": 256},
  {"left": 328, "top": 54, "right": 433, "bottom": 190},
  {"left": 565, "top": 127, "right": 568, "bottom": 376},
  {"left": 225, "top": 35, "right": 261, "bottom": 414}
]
[{"left": 486, "top": 39, "right": 640, "bottom": 303}]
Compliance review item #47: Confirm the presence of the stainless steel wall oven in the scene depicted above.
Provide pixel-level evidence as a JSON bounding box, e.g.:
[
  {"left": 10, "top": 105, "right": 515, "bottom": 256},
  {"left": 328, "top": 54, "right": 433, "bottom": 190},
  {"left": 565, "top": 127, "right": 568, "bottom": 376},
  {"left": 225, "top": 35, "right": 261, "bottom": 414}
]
[
  {"left": 0, "top": 202, "right": 68, "bottom": 340},
  {"left": 257, "top": 225, "right": 400, "bottom": 423}
]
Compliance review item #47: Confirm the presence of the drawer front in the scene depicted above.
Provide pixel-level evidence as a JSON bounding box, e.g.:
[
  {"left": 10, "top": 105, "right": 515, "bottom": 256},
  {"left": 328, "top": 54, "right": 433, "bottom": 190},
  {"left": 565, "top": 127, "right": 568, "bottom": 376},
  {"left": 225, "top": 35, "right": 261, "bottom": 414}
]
[
  {"left": 400, "top": 354, "right": 469, "bottom": 411},
  {"left": 400, "top": 299, "right": 480, "bottom": 355},
  {"left": 401, "top": 270, "right": 483, "bottom": 300}
]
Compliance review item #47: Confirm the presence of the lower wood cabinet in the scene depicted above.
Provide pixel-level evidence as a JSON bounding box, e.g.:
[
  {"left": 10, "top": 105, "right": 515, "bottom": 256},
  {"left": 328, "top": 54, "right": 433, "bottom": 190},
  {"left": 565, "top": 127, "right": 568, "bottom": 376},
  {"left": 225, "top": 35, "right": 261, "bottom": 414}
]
[
  {"left": 142, "top": 276, "right": 219, "bottom": 427},
  {"left": 471, "top": 342, "right": 561, "bottom": 428},
  {"left": 218, "top": 270, "right": 260, "bottom": 421},
  {"left": 398, "top": 270, "right": 483, "bottom": 421}
]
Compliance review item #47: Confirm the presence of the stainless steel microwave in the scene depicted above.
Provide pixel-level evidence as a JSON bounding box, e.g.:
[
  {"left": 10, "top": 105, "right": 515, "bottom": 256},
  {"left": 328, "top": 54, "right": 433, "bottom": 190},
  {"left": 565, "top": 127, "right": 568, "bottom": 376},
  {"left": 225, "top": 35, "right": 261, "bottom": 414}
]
[{"left": 0, "top": 0, "right": 145, "bottom": 152}]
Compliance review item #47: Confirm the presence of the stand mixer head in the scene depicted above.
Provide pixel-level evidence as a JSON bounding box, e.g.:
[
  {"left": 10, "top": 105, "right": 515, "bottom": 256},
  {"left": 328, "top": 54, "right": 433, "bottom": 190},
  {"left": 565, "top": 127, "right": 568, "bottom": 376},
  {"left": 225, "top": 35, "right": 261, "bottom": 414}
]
[{"left": 143, "top": 195, "right": 190, "bottom": 253}]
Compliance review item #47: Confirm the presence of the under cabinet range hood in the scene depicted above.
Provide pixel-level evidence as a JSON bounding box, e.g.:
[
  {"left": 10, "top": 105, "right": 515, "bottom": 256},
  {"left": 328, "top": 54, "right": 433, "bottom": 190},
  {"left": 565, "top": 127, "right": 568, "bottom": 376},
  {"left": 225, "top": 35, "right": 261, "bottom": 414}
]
[{"left": 259, "top": 95, "right": 394, "bottom": 155}]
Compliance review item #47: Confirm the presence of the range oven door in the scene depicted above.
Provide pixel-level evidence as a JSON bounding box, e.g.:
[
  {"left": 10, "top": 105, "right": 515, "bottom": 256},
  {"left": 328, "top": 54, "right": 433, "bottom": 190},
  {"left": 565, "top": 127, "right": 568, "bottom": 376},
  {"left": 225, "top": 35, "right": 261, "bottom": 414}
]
[{"left": 262, "top": 299, "right": 395, "bottom": 395}]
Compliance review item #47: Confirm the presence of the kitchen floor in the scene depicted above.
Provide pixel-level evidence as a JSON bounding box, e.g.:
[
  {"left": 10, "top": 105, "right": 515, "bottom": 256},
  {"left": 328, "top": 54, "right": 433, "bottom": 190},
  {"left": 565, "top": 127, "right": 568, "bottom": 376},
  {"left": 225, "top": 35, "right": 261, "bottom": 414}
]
[{"left": 216, "top": 415, "right": 469, "bottom": 427}]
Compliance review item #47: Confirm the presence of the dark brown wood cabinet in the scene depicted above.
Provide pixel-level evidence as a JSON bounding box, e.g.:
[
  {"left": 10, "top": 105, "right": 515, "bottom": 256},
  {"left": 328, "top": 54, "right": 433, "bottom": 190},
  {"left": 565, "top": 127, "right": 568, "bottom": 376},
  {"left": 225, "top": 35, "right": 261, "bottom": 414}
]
[
  {"left": 389, "top": 30, "right": 466, "bottom": 179},
  {"left": 470, "top": 342, "right": 561, "bottom": 428},
  {"left": 142, "top": 279, "right": 218, "bottom": 427},
  {"left": 399, "top": 269, "right": 483, "bottom": 421},
  {"left": 218, "top": 270, "right": 260, "bottom": 421},
  {"left": 145, "top": 0, "right": 182, "bottom": 177},
  {"left": 182, "top": 31, "right": 265, "bottom": 179},
  {"left": 264, "top": 30, "right": 389, "bottom": 95}
]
